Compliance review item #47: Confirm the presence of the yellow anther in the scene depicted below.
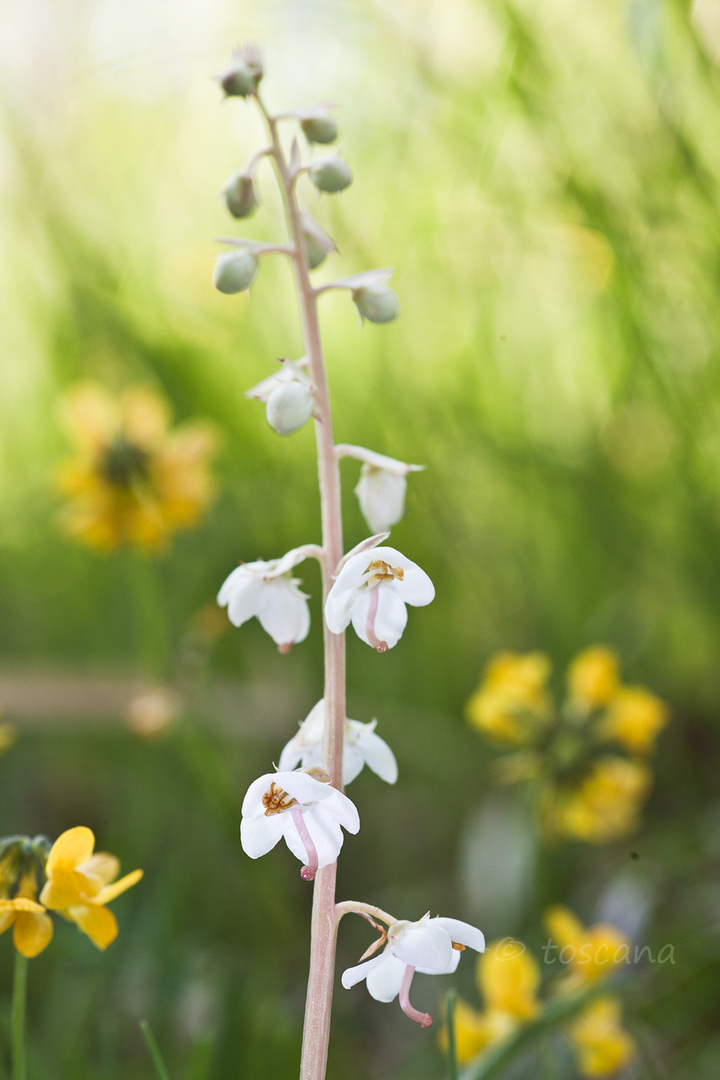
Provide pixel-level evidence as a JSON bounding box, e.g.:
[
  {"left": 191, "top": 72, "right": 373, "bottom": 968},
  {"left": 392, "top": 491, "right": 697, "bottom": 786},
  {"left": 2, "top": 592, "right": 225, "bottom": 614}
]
[
  {"left": 262, "top": 782, "right": 295, "bottom": 816},
  {"left": 363, "top": 559, "right": 404, "bottom": 588}
]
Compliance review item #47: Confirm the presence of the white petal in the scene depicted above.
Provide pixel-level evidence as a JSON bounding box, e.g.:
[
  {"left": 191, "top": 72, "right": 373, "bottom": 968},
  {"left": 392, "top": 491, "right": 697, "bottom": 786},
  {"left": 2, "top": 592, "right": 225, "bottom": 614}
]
[
  {"left": 240, "top": 814, "right": 285, "bottom": 858},
  {"left": 355, "top": 728, "right": 398, "bottom": 783},
  {"left": 388, "top": 564, "right": 435, "bottom": 608},
  {"left": 323, "top": 789, "right": 360, "bottom": 834},
  {"left": 275, "top": 771, "right": 335, "bottom": 804},
  {"left": 394, "top": 923, "right": 453, "bottom": 972},
  {"left": 217, "top": 568, "right": 263, "bottom": 627},
  {"left": 256, "top": 582, "right": 310, "bottom": 645},
  {"left": 351, "top": 588, "right": 408, "bottom": 649},
  {"left": 341, "top": 952, "right": 385, "bottom": 990},
  {"left": 341, "top": 744, "right": 366, "bottom": 785},
  {"left": 277, "top": 742, "right": 304, "bottom": 772},
  {"left": 284, "top": 804, "right": 344, "bottom": 868},
  {"left": 355, "top": 470, "right": 407, "bottom": 534},
  {"left": 417, "top": 947, "right": 462, "bottom": 976},
  {"left": 430, "top": 918, "right": 485, "bottom": 954},
  {"left": 366, "top": 953, "right": 407, "bottom": 1002},
  {"left": 324, "top": 585, "right": 360, "bottom": 634}
]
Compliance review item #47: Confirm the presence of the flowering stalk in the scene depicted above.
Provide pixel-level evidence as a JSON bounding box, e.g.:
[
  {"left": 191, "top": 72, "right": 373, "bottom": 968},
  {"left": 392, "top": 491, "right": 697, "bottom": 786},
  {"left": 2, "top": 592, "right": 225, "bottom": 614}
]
[
  {"left": 11, "top": 952, "right": 27, "bottom": 1080},
  {"left": 254, "top": 91, "right": 346, "bottom": 1080}
]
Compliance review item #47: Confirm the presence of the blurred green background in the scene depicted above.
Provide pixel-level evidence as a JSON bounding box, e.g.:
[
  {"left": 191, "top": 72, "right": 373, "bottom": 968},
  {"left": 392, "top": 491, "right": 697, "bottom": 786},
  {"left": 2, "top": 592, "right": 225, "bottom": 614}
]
[{"left": 1, "top": 0, "right": 719, "bottom": 1076}]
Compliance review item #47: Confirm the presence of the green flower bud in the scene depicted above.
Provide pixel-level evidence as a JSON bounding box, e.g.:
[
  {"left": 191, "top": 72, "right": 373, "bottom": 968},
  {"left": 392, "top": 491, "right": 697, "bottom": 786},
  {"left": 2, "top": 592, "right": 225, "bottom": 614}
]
[
  {"left": 223, "top": 172, "right": 257, "bottom": 219},
  {"left": 216, "top": 45, "right": 264, "bottom": 98},
  {"left": 309, "top": 158, "right": 353, "bottom": 194},
  {"left": 352, "top": 283, "right": 399, "bottom": 323},
  {"left": 301, "top": 114, "right": 339, "bottom": 145},
  {"left": 304, "top": 234, "right": 327, "bottom": 270},
  {"left": 300, "top": 212, "right": 337, "bottom": 271},
  {"left": 266, "top": 381, "right": 314, "bottom": 436},
  {"left": 213, "top": 250, "right": 258, "bottom": 294}
]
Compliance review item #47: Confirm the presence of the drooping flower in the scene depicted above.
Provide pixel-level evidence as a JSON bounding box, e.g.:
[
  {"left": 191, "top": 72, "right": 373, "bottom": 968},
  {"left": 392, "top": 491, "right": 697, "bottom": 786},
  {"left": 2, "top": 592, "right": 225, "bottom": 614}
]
[
  {"left": 241, "top": 769, "right": 359, "bottom": 880},
  {"left": 278, "top": 699, "right": 398, "bottom": 785},
  {"left": 325, "top": 545, "right": 434, "bottom": 652},
  {"left": 342, "top": 913, "right": 485, "bottom": 1026},
  {"left": 245, "top": 358, "right": 316, "bottom": 436},
  {"left": 567, "top": 998, "right": 636, "bottom": 1077},
  {"left": 56, "top": 383, "right": 218, "bottom": 553},
  {"left": 335, "top": 444, "right": 424, "bottom": 534},
  {"left": 466, "top": 652, "right": 552, "bottom": 744},
  {"left": 40, "top": 827, "right": 143, "bottom": 950},
  {"left": 217, "top": 546, "right": 313, "bottom": 653},
  {"left": 439, "top": 940, "right": 540, "bottom": 1063}
]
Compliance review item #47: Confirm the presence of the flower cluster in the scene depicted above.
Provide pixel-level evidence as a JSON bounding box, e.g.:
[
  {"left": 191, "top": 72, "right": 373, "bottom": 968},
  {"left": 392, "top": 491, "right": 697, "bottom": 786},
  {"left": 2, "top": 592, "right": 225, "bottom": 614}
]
[
  {"left": 466, "top": 647, "right": 668, "bottom": 842},
  {"left": 56, "top": 382, "right": 218, "bottom": 553},
  {"left": 442, "top": 908, "right": 635, "bottom": 1078},
  {"left": 0, "top": 829, "right": 142, "bottom": 956}
]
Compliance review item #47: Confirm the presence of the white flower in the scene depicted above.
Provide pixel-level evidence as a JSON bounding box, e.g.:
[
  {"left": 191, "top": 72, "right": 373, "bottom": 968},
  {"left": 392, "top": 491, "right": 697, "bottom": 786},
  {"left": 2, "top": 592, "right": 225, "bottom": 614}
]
[
  {"left": 278, "top": 700, "right": 398, "bottom": 785},
  {"left": 245, "top": 358, "right": 315, "bottom": 436},
  {"left": 240, "top": 769, "right": 360, "bottom": 879},
  {"left": 325, "top": 545, "right": 434, "bottom": 652},
  {"left": 336, "top": 445, "right": 424, "bottom": 534},
  {"left": 342, "top": 913, "right": 485, "bottom": 1027},
  {"left": 217, "top": 547, "right": 312, "bottom": 653}
]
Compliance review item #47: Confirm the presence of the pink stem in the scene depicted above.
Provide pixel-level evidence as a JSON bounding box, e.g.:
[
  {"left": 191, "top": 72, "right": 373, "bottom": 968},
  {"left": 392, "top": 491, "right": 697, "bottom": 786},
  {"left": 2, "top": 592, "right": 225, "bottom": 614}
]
[
  {"left": 365, "top": 587, "right": 388, "bottom": 653},
  {"left": 291, "top": 804, "right": 319, "bottom": 881},
  {"left": 399, "top": 965, "right": 433, "bottom": 1028}
]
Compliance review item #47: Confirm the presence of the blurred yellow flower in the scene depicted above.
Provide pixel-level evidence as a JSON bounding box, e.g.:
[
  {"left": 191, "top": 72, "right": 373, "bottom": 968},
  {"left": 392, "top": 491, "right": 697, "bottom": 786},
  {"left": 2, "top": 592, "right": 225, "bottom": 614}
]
[
  {"left": 551, "top": 757, "right": 651, "bottom": 843},
  {"left": 56, "top": 382, "right": 218, "bottom": 553},
  {"left": 125, "top": 686, "right": 180, "bottom": 740},
  {"left": 40, "top": 826, "right": 142, "bottom": 950},
  {"left": 466, "top": 651, "right": 551, "bottom": 744},
  {"left": 568, "top": 998, "right": 635, "bottom": 1077},
  {"left": 0, "top": 868, "right": 53, "bottom": 958},
  {"left": 544, "top": 906, "right": 628, "bottom": 987},
  {"left": 439, "top": 940, "right": 541, "bottom": 1065},
  {"left": 566, "top": 647, "right": 619, "bottom": 709},
  {"left": 602, "top": 687, "right": 669, "bottom": 754},
  {"left": 0, "top": 722, "right": 17, "bottom": 755}
]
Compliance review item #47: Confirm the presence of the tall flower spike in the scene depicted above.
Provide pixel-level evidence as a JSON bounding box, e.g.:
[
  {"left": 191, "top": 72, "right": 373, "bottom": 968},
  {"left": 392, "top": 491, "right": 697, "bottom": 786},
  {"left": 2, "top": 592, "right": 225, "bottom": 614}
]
[
  {"left": 218, "top": 546, "right": 315, "bottom": 652},
  {"left": 241, "top": 769, "right": 360, "bottom": 880},
  {"left": 325, "top": 545, "right": 434, "bottom": 651},
  {"left": 278, "top": 699, "right": 398, "bottom": 785},
  {"left": 342, "top": 913, "right": 485, "bottom": 1026}
]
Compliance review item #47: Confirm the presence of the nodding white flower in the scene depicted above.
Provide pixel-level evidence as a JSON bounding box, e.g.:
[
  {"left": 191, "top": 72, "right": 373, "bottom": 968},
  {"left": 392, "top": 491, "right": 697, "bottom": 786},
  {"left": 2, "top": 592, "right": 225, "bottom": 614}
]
[
  {"left": 245, "top": 358, "right": 315, "bottom": 436},
  {"left": 217, "top": 547, "right": 312, "bottom": 653},
  {"left": 278, "top": 700, "right": 398, "bottom": 785},
  {"left": 342, "top": 913, "right": 485, "bottom": 1027},
  {"left": 336, "top": 445, "right": 424, "bottom": 534},
  {"left": 325, "top": 545, "right": 434, "bottom": 652},
  {"left": 240, "top": 769, "right": 360, "bottom": 880}
]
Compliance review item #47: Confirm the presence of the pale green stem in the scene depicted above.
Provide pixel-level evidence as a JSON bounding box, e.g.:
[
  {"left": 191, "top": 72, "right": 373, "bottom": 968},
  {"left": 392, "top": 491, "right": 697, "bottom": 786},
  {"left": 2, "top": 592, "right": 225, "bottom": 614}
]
[
  {"left": 140, "top": 1019, "right": 172, "bottom": 1080},
  {"left": 254, "top": 93, "right": 346, "bottom": 1080},
  {"left": 11, "top": 952, "right": 27, "bottom": 1080},
  {"left": 335, "top": 901, "right": 397, "bottom": 926},
  {"left": 445, "top": 989, "right": 459, "bottom": 1080}
]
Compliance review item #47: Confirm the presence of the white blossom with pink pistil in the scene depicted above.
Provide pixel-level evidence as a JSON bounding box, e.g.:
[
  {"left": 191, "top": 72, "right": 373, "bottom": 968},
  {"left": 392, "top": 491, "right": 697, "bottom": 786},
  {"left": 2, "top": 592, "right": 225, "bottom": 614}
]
[
  {"left": 218, "top": 546, "right": 314, "bottom": 653},
  {"left": 324, "top": 545, "right": 434, "bottom": 652},
  {"left": 278, "top": 699, "right": 398, "bottom": 785},
  {"left": 240, "top": 769, "right": 360, "bottom": 880},
  {"left": 341, "top": 913, "right": 485, "bottom": 1026}
]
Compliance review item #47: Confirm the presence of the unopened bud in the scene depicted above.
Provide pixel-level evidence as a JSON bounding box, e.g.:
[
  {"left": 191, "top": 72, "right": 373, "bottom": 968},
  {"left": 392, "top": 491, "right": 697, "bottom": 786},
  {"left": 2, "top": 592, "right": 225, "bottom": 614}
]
[
  {"left": 304, "top": 234, "right": 327, "bottom": 269},
  {"left": 301, "top": 114, "right": 339, "bottom": 145},
  {"left": 300, "top": 213, "right": 337, "bottom": 271},
  {"left": 216, "top": 45, "right": 264, "bottom": 98},
  {"left": 309, "top": 158, "right": 353, "bottom": 194},
  {"left": 223, "top": 172, "right": 257, "bottom": 219},
  {"left": 266, "top": 381, "right": 314, "bottom": 436},
  {"left": 352, "top": 283, "right": 399, "bottom": 323},
  {"left": 213, "top": 249, "right": 259, "bottom": 294}
]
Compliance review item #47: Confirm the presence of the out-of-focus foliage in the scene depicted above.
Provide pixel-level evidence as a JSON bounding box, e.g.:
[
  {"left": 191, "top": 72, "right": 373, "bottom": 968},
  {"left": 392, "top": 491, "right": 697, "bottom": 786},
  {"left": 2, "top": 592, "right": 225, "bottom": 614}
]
[{"left": 1, "top": 0, "right": 720, "bottom": 1077}]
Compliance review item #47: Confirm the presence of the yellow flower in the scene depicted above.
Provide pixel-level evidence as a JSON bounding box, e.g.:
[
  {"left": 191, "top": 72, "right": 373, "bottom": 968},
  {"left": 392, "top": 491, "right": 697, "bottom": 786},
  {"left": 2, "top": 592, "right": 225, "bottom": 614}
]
[
  {"left": 566, "top": 647, "right": 620, "bottom": 709},
  {"left": 56, "top": 383, "right": 218, "bottom": 553},
  {"left": 0, "top": 870, "right": 53, "bottom": 958},
  {"left": 544, "top": 906, "right": 628, "bottom": 988},
  {"left": 550, "top": 757, "right": 652, "bottom": 843},
  {"left": 40, "top": 827, "right": 142, "bottom": 950},
  {"left": 466, "top": 652, "right": 552, "bottom": 744},
  {"left": 440, "top": 940, "right": 541, "bottom": 1065},
  {"left": 568, "top": 998, "right": 635, "bottom": 1077},
  {"left": 0, "top": 722, "right": 17, "bottom": 755},
  {"left": 602, "top": 687, "right": 668, "bottom": 754}
]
